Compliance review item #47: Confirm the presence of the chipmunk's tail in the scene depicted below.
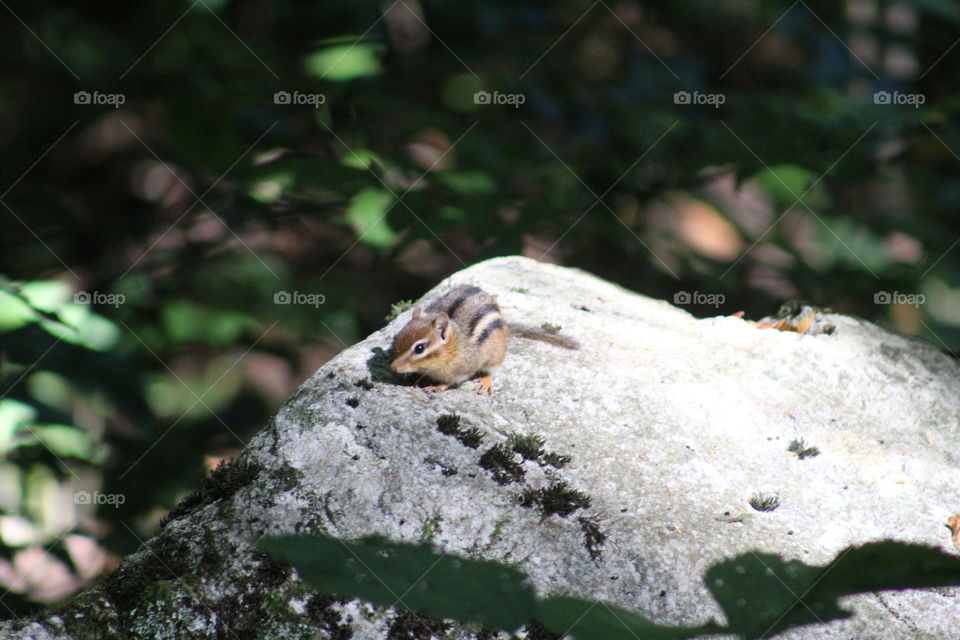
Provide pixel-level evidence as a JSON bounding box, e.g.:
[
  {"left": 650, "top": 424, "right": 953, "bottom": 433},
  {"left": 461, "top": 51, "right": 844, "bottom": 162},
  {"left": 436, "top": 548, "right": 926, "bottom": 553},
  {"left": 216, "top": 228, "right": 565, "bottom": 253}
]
[{"left": 508, "top": 323, "right": 579, "bottom": 349}]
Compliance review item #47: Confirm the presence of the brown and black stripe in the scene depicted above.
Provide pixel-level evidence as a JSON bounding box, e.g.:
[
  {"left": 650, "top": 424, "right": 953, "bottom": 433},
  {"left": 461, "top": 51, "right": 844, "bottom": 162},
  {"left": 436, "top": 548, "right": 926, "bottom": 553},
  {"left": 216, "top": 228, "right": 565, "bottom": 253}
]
[
  {"left": 470, "top": 307, "right": 505, "bottom": 346},
  {"left": 431, "top": 285, "right": 505, "bottom": 347},
  {"left": 439, "top": 285, "right": 482, "bottom": 318}
]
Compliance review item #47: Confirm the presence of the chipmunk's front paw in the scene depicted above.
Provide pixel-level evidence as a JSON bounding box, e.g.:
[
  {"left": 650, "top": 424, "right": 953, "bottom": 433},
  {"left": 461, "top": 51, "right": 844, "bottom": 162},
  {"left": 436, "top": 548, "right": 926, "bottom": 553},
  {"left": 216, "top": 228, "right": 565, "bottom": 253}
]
[
  {"left": 423, "top": 384, "right": 450, "bottom": 393},
  {"left": 475, "top": 374, "right": 493, "bottom": 395}
]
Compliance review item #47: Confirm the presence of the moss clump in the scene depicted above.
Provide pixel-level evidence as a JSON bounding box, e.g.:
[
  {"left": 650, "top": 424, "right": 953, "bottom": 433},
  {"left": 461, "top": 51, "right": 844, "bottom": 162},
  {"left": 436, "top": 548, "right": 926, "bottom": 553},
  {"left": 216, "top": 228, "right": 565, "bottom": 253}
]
[
  {"left": 207, "top": 457, "right": 263, "bottom": 501},
  {"left": 749, "top": 492, "right": 780, "bottom": 512},
  {"left": 787, "top": 438, "right": 821, "bottom": 460},
  {"left": 479, "top": 444, "right": 525, "bottom": 485},
  {"left": 517, "top": 488, "right": 540, "bottom": 509},
  {"left": 268, "top": 462, "right": 305, "bottom": 493},
  {"left": 213, "top": 580, "right": 317, "bottom": 640},
  {"left": 508, "top": 434, "right": 545, "bottom": 461},
  {"left": 61, "top": 589, "right": 121, "bottom": 637},
  {"left": 457, "top": 427, "right": 484, "bottom": 449},
  {"left": 542, "top": 452, "right": 571, "bottom": 468},
  {"left": 198, "top": 533, "right": 225, "bottom": 573},
  {"left": 424, "top": 455, "right": 457, "bottom": 477},
  {"left": 539, "top": 482, "right": 591, "bottom": 517},
  {"left": 436, "top": 414, "right": 484, "bottom": 449},
  {"left": 252, "top": 551, "right": 293, "bottom": 589},
  {"left": 104, "top": 533, "right": 194, "bottom": 612},
  {"left": 526, "top": 620, "right": 563, "bottom": 639},
  {"left": 126, "top": 580, "right": 211, "bottom": 638},
  {"left": 137, "top": 580, "right": 181, "bottom": 616},
  {"left": 436, "top": 414, "right": 461, "bottom": 435},
  {"left": 159, "top": 457, "right": 263, "bottom": 529},
  {"left": 519, "top": 481, "right": 591, "bottom": 518},
  {"left": 158, "top": 490, "right": 206, "bottom": 529},
  {"left": 386, "top": 299, "right": 416, "bottom": 322},
  {"left": 305, "top": 595, "right": 353, "bottom": 640},
  {"left": 388, "top": 610, "right": 451, "bottom": 639},
  {"left": 578, "top": 515, "right": 607, "bottom": 560},
  {"left": 199, "top": 556, "right": 327, "bottom": 640},
  {"left": 158, "top": 456, "right": 270, "bottom": 531},
  {"left": 503, "top": 432, "right": 572, "bottom": 468},
  {"left": 345, "top": 396, "right": 360, "bottom": 408},
  {"left": 354, "top": 378, "right": 375, "bottom": 390}
]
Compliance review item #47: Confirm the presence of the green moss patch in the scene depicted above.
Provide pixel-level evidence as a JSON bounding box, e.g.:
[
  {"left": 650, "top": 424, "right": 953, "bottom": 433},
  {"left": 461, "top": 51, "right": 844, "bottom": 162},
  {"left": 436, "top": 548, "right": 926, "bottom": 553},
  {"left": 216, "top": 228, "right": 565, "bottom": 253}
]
[{"left": 479, "top": 444, "right": 525, "bottom": 485}]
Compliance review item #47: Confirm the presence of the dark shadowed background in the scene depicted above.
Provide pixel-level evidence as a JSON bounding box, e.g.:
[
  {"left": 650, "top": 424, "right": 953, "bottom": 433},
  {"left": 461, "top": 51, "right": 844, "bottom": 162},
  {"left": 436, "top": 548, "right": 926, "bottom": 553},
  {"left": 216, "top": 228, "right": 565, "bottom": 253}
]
[{"left": 1, "top": 0, "right": 958, "bottom": 618}]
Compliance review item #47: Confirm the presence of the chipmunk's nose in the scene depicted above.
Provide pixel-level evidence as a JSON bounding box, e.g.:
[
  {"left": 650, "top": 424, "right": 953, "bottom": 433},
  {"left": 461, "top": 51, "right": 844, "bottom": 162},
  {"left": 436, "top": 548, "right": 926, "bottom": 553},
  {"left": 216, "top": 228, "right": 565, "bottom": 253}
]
[{"left": 390, "top": 358, "right": 411, "bottom": 374}]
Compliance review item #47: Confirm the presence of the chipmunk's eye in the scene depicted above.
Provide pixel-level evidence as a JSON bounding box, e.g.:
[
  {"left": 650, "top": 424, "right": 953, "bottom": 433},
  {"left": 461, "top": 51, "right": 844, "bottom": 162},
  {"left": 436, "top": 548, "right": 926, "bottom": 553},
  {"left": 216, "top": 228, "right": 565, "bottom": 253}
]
[{"left": 413, "top": 342, "right": 426, "bottom": 355}]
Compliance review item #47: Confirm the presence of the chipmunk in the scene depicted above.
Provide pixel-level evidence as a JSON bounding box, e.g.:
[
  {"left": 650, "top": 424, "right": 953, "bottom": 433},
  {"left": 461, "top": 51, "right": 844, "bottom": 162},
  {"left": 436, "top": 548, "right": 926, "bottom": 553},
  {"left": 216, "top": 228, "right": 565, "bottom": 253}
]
[{"left": 389, "top": 285, "right": 578, "bottom": 394}]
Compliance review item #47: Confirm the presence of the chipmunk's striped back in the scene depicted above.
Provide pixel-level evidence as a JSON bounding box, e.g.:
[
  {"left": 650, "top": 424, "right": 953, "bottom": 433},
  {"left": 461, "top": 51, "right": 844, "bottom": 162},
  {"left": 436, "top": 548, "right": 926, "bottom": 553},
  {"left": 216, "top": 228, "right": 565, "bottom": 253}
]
[
  {"left": 428, "top": 285, "right": 505, "bottom": 347},
  {"left": 389, "top": 284, "right": 576, "bottom": 394}
]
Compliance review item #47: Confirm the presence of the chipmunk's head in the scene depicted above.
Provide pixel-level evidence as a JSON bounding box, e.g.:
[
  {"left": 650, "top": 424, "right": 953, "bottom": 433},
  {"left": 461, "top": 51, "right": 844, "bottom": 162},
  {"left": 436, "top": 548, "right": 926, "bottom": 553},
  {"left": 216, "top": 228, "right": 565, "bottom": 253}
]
[{"left": 390, "top": 306, "right": 454, "bottom": 374}]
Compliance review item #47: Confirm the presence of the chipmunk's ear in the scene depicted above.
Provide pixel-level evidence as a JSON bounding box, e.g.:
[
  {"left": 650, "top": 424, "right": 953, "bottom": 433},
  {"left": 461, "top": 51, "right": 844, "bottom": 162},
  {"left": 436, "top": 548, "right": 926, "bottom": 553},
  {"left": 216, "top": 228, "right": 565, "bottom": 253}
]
[
  {"left": 411, "top": 305, "right": 422, "bottom": 320},
  {"left": 433, "top": 312, "right": 450, "bottom": 342}
]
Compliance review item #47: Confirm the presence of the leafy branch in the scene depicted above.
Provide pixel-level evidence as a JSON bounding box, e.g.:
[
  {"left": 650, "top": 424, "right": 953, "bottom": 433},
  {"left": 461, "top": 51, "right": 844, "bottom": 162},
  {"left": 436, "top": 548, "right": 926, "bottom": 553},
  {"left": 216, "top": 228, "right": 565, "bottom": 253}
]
[{"left": 258, "top": 535, "right": 960, "bottom": 639}]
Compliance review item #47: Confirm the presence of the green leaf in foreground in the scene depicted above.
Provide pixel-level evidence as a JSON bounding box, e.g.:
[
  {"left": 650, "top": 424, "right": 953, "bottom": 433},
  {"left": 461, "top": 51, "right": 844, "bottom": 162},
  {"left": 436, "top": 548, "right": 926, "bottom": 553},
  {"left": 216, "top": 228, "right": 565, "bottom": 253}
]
[
  {"left": 707, "top": 552, "right": 832, "bottom": 639},
  {"left": 707, "top": 542, "right": 960, "bottom": 639},
  {"left": 257, "top": 534, "right": 537, "bottom": 630},
  {"left": 538, "top": 597, "right": 722, "bottom": 640},
  {"left": 260, "top": 535, "right": 960, "bottom": 639}
]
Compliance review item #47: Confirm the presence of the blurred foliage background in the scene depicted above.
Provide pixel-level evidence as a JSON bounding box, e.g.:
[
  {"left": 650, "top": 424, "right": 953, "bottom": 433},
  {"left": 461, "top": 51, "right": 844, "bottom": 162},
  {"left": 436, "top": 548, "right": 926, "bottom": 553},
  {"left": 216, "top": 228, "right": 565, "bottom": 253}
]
[{"left": 1, "top": 0, "right": 959, "bottom": 618}]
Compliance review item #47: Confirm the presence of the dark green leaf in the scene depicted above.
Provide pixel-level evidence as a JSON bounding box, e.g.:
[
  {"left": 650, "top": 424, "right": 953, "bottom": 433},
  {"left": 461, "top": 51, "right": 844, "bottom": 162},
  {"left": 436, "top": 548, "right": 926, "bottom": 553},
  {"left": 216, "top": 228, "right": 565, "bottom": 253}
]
[
  {"left": 257, "top": 534, "right": 538, "bottom": 630},
  {"left": 538, "top": 597, "right": 722, "bottom": 640},
  {"left": 707, "top": 542, "right": 960, "bottom": 639}
]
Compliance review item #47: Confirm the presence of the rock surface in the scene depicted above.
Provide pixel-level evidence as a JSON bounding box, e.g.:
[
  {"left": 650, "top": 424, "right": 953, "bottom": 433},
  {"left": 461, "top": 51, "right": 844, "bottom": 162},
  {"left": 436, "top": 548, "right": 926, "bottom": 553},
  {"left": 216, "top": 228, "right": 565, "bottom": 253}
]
[{"left": 3, "top": 255, "right": 960, "bottom": 639}]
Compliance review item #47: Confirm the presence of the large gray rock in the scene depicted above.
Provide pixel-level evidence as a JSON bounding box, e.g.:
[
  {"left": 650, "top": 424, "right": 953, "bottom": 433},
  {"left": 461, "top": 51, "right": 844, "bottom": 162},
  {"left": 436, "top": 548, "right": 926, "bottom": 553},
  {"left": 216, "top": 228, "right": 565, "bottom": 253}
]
[{"left": 4, "top": 255, "right": 959, "bottom": 639}]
